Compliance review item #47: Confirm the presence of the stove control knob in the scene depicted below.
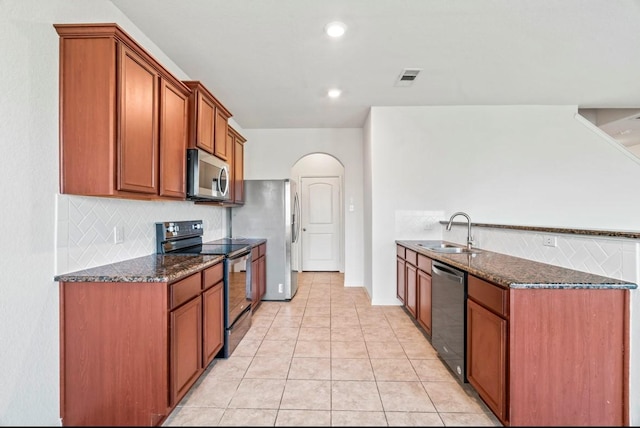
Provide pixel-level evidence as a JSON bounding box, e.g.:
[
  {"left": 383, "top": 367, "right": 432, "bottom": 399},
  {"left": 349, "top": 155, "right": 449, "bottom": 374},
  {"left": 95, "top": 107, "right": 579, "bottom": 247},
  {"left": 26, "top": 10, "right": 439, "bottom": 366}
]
[
  {"left": 193, "top": 223, "right": 202, "bottom": 230},
  {"left": 167, "top": 223, "right": 175, "bottom": 233}
]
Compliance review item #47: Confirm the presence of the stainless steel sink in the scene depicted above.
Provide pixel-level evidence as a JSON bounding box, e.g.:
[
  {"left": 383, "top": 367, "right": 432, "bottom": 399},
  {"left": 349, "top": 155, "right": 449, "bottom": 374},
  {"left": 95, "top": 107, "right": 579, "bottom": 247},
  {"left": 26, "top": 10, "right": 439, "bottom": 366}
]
[{"left": 416, "top": 241, "right": 481, "bottom": 254}]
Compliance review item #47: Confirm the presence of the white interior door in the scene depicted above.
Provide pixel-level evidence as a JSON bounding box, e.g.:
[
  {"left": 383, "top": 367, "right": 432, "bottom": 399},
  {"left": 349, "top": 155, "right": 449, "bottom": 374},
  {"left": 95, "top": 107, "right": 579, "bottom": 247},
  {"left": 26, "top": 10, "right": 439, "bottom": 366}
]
[{"left": 301, "top": 176, "right": 341, "bottom": 271}]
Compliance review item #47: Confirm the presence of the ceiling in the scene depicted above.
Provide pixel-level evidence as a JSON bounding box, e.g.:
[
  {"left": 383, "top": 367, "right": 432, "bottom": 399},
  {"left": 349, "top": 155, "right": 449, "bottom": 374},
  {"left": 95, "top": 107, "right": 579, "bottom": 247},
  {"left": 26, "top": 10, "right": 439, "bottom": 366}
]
[{"left": 109, "top": 0, "right": 640, "bottom": 130}]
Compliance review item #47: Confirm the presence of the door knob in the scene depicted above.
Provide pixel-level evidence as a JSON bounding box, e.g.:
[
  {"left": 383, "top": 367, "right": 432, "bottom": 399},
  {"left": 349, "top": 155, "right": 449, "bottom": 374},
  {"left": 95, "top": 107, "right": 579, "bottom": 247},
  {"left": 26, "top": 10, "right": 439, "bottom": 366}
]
[{"left": 303, "top": 228, "right": 306, "bottom": 231}]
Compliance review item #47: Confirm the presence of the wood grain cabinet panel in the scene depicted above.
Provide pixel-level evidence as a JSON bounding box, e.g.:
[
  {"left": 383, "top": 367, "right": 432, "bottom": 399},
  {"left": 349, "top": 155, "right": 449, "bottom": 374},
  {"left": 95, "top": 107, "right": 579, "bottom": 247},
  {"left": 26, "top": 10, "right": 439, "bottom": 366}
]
[
  {"left": 405, "top": 262, "right": 418, "bottom": 317},
  {"left": 396, "top": 253, "right": 405, "bottom": 304},
  {"left": 170, "top": 296, "right": 202, "bottom": 406},
  {"left": 202, "top": 282, "right": 224, "bottom": 368},
  {"left": 417, "top": 268, "right": 432, "bottom": 335},
  {"left": 55, "top": 23, "right": 190, "bottom": 200}
]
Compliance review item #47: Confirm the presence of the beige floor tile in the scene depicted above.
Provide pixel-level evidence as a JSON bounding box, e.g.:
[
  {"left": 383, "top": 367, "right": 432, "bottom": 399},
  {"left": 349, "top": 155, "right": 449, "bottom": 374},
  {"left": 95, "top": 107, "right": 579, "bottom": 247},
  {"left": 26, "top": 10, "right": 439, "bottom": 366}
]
[
  {"left": 245, "top": 356, "right": 292, "bottom": 379},
  {"left": 232, "top": 339, "right": 261, "bottom": 357},
  {"left": 411, "top": 359, "right": 457, "bottom": 382},
  {"left": 271, "top": 315, "right": 303, "bottom": 328},
  {"left": 288, "top": 357, "right": 331, "bottom": 380},
  {"left": 294, "top": 340, "right": 331, "bottom": 358},
  {"left": 359, "top": 316, "right": 391, "bottom": 328},
  {"left": 362, "top": 326, "right": 398, "bottom": 342},
  {"left": 304, "top": 306, "right": 331, "bottom": 316},
  {"left": 330, "top": 326, "right": 364, "bottom": 341},
  {"left": 385, "top": 411, "right": 444, "bottom": 426},
  {"left": 275, "top": 409, "right": 331, "bottom": 426},
  {"left": 365, "top": 341, "right": 405, "bottom": 359},
  {"left": 331, "top": 380, "right": 383, "bottom": 411},
  {"left": 331, "top": 410, "right": 388, "bottom": 426},
  {"left": 265, "top": 326, "right": 300, "bottom": 340},
  {"left": 298, "top": 326, "right": 331, "bottom": 341},
  {"left": 399, "top": 339, "right": 439, "bottom": 359},
  {"left": 330, "top": 315, "right": 360, "bottom": 327},
  {"left": 377, "top": 381, "right": 436, "bottom": 412},
  {"left": 393, "top": 326, "right": 429, "bottom": 342},
  {"left": 301, "top": 315, "right": 331, "bottom": 327},
  {"left": 331, "top": 340, "right": 369, "bottom": 359},
  {"left": 218, "top": 408, "right": 278, "bottom": 426},
  {"left": 207, "top": 356, "right": 252, "bottom": 379},
  {"left": 179, "top": 377, "right": 241, "bottom": 408},
  {"left": 277, "top": 305, "right": 306, "bottom": 316},
  {"left": 228, "top": 378, "right": 286, "bottom": 409},
  {"left": 371, "top": 358, "right": 419, "bottom": 381},
  {"left": 439, "top": 412, "right": 502, "bottom": 426},
  {"left": 331, "top": 358, "right": 374, "bottom": 381},
  {"left": 256, "top": 339, "right": 296, "bottom": 357},
  {"left": 162, "top": 406, "right": 225, "bottom": 426},
  {"left": 281, "top": 379, "right": 332, "bottom": 410},
  {"left": 422, "top": 381, "right": 487, "bottom": 413}
]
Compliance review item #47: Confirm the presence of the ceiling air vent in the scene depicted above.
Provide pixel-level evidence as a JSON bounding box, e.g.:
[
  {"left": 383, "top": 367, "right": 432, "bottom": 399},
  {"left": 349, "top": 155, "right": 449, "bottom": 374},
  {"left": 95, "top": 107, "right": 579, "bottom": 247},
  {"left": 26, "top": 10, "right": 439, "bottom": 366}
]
[{"left": 395, "top": 68, "right": 422, "bottom": 87}]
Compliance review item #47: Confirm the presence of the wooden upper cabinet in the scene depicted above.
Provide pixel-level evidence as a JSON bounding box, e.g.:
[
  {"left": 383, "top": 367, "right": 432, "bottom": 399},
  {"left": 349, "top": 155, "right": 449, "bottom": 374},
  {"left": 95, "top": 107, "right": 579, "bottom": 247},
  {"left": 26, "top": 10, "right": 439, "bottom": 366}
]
[
  {"left": 230, "top": 126, "right": 246, "bottom": 205},
  {"left": 159, "top": 78, "right": 188, "bottom": 198},
  {"left": 54, "top": 23, "right": 191, "bottom": 200},
  {"left": 183, "top": 80, "right": 232, "bottom": 161}
]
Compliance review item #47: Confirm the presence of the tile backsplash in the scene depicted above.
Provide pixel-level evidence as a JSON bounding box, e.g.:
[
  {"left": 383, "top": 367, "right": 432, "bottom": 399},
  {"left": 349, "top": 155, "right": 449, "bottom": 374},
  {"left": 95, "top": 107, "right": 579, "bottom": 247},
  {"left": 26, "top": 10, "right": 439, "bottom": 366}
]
[
  {"left": 55, "top": 194, "right": 226, "bottom": 274},
  {"left": 445, "top": 224, "right": 639, "bottom": 283}
]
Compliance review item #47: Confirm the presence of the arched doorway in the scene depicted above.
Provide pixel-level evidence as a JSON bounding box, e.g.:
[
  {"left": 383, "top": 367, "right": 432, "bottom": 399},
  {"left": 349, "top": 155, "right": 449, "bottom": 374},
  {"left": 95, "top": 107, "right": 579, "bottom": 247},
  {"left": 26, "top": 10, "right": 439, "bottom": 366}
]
[{"left": 291, "top": 153, "right": 345, "bottom": 273}]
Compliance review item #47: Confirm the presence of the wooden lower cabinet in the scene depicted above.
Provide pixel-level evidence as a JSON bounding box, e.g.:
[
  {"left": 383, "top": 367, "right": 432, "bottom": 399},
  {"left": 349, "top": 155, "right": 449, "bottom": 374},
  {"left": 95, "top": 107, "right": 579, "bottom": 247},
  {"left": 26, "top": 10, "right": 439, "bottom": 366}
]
[
  {"left": 170, "top": 296, "right": 202, "bottom": 406},
  {"left": 396, "top": 256, "right": 406, "bottom": 304},
  {"left": 405, "top": 262, "right": 417, "bottom": 317},
  {"left": 466, "top": 298, "right": 507, "bottom": 422},
  {"left": 417, "top": 268, "right": 432, "bottom": 335},
  {"left": 59, "top": 261, "right": 224, "bottom": 426},
  {"left": 251, "top": 243, "right": 267, "bottom": 310},
  {"left": 467, "top": 274, "right": 629, "bottom": 426}
]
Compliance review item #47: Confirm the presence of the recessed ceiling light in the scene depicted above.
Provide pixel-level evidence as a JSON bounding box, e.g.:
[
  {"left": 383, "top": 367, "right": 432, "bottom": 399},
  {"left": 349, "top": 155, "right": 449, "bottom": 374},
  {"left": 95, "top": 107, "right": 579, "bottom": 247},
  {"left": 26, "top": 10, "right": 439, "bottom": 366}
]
[
  {"left": 328, "top": 88, "right": 342, "bottom": 98},
  {"left": 325, "top": 21, "right": 347, "bottom": 38}
]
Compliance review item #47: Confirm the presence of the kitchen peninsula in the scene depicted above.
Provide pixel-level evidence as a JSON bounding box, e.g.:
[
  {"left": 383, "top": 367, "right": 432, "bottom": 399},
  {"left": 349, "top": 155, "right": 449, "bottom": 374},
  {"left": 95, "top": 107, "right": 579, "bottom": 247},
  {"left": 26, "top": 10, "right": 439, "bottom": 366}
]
[{"left": 396, "top": 240, "right": 635, "bottom": 427}]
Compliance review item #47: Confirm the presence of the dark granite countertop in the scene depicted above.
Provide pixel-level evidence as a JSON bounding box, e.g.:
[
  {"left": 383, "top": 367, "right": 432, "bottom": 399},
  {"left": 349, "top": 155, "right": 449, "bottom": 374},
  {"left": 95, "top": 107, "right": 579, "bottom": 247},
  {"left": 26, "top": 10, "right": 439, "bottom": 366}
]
[
  {"left": 54, "top": 254, "right": 225, "bottom": 283},
  {"left": 397, "top": 240, "right": 637, "bottom": 290}
]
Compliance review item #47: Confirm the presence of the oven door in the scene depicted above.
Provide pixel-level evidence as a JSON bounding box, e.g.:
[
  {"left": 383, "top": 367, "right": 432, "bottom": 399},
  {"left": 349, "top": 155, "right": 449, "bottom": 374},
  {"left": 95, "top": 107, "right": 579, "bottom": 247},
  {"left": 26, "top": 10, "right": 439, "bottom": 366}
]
[{"left": 225, "top": 250, "right": 252, "bottom": 326}]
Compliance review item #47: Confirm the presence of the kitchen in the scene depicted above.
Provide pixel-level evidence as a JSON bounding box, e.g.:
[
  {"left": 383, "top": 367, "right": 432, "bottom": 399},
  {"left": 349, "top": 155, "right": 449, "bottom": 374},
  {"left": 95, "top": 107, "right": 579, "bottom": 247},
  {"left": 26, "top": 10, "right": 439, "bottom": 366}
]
[{"left": 2, "top": 0, "right": 640, "bottom": 426}]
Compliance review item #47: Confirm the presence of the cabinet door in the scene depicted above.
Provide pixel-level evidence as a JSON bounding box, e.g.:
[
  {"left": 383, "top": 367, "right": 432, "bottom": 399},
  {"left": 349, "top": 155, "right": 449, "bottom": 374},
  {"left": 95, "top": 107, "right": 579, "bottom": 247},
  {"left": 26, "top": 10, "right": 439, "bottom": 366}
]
[
  {"left": 234, "top": 137, "right": 245, "bottom": 203},
  {"left": 396, "top": 256, "right": 406, "bottom": 303},
  {"left": 251, "top": 257, "right": 259, "bottom": 302},
  {"left": 405, "top": 263, "right": 418, "bottom": 317},
  {"left": 467, "top": 298, "right": 507, "bottom": 422},
  {"left": 417, "top": 269, "right": 432, "bottom": 335},
  {"left": 196, "top": 91, "right": 215, "bottom": 153},
  {"left": 170, "top": 297, "right": 203, "bottom": 406},
  {"left": 118, "top": 45, "right": 159, "bottom": 194},
  {"left": 203, "top": 283, "right": 224, "bottom": 367},
  {"left": 213, "top": 108, "right": 229, "bottom": 160},
  {"left": 258, "top": 254, "right": 266, "bottom": 302},
  {"left": 159, "top": 78, "right": 188, "bottom": 198}
]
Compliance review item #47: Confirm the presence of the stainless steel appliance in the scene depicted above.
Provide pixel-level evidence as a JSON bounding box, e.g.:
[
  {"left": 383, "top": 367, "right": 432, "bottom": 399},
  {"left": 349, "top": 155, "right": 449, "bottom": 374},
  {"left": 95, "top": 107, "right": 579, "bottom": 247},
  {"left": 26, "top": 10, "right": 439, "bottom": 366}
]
[
  {"left": 155, "top": 220, "right": 251, "bottom": 358},
  {"left": 231, "top": 179, "right": 300, "bottom": 300},
  {"left": 186, "top": 148, "right": 230, "bottom": 201},
  {"left": 431, "top": 260, "right": 467, "bottom": 383}
]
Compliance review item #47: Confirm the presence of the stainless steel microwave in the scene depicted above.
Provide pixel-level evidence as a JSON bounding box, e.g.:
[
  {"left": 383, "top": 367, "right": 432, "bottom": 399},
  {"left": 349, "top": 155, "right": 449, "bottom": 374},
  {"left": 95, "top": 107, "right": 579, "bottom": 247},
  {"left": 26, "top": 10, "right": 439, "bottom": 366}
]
[{"left": 186, "top": 148, "right": 230, "bottom": 201}]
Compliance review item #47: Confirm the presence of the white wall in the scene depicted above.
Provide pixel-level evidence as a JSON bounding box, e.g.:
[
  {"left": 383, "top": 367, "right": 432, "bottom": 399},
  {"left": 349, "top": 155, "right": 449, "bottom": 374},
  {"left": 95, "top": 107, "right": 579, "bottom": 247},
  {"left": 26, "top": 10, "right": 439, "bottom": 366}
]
[{"left": 242, "top": 128, "right": 364, "bottom": 287}]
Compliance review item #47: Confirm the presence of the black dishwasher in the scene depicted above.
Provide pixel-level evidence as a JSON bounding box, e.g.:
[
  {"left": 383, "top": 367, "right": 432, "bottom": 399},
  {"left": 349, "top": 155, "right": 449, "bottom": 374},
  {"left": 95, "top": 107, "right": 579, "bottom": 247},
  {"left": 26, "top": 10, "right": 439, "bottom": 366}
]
[{"left": 431, "top": 260, "right": 467, "bottom": 383}]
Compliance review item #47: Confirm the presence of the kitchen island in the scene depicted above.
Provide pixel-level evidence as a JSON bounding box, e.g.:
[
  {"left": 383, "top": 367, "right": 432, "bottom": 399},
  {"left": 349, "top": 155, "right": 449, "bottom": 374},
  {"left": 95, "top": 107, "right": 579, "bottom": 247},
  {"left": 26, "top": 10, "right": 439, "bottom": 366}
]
[{"left": 396, "top": 240, "right": 635, "bottom": 427}]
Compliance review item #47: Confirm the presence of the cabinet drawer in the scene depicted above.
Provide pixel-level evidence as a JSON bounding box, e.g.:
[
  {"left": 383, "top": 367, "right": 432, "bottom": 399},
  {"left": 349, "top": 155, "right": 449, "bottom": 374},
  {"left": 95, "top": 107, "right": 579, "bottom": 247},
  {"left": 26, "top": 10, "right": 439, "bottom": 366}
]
[
  {"left": 251, "top": 246, "right": 259, "bottom": 259},
  {"left": 259, "top": 243, "right": 266, "bottom": 258},
  {"left": 468, "top": 275, "right": 508, "bottom": 318},
  {"left": 171, "top": 273, "right": 201, "bottom": 309},
  {"left": 417, "top": 254, "right": 432, "bottom": 274},
  {"left": 203, "top": 262, "right": 223, "bottom": 290},
  {"left": 396, "top": 245, "right": 405, "bottom": 259},
  {"left": 405, "top": 249, "right": 417, "bottom": 266}
]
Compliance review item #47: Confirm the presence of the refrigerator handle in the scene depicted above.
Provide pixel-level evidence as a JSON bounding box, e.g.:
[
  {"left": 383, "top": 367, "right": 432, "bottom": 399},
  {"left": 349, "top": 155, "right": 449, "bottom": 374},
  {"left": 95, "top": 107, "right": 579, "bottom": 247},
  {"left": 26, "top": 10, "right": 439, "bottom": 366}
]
[{"left": 292, "top": 192, "right": 301, "bottom": 243}]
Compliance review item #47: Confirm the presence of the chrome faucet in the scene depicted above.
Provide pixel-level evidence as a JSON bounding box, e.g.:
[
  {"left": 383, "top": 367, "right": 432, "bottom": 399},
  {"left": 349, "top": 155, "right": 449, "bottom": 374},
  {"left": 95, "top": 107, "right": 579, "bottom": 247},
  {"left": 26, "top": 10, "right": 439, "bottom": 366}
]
[{"left": 446, "top": 212, "right": 474, "bottom": 250}]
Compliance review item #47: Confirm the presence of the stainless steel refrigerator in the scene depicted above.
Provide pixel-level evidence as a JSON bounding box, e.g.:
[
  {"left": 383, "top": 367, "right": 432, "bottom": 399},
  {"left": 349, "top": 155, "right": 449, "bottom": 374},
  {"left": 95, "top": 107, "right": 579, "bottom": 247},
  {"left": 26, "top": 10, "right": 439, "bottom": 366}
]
[{"left": 231, "top": 179, "right": 300, "bottom": 300}]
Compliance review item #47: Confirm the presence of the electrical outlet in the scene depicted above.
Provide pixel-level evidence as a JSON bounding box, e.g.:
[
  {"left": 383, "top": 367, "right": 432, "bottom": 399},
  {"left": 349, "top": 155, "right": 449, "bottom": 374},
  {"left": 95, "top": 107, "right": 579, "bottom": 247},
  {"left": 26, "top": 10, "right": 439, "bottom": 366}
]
[
  {"left": 543, "top": 235, "right": 557, "bottom": 247},
  {"left": 278, "top": 283, "right": 284, "bottom": 293},
  {"left": 114, "top": 225, "right": 124, "bottom": 244}
]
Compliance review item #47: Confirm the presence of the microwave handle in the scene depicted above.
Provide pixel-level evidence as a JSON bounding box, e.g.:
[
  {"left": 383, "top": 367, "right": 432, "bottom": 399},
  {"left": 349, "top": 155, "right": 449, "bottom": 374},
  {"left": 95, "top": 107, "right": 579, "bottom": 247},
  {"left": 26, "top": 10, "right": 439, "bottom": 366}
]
[{"left": 218, "top": 165, "right": 230, "bottom": 196}]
